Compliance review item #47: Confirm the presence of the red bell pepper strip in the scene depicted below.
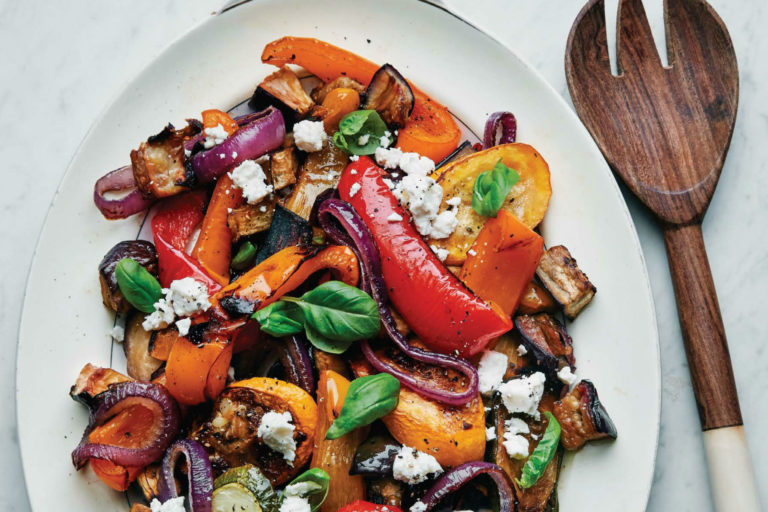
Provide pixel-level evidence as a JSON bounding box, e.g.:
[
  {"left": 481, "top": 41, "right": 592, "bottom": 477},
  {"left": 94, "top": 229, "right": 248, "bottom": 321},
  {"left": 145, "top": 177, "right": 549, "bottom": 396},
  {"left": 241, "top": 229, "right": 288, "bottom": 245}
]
[
  {"left": 338, "top": 157, "right": 513, "bottom": 357},
  {"left": 337, "top": 501, "right": 403, "bottom": 512},
  {"left": 151, "top": 190, "right": 222, "bottom": 294}
]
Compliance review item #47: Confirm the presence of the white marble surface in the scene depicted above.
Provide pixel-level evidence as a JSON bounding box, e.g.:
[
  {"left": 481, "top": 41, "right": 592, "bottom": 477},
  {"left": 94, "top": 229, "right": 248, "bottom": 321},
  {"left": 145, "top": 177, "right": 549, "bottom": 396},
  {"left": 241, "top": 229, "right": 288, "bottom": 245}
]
[{"left": 1, "top": 0, "right": 765, "bottom": 510}]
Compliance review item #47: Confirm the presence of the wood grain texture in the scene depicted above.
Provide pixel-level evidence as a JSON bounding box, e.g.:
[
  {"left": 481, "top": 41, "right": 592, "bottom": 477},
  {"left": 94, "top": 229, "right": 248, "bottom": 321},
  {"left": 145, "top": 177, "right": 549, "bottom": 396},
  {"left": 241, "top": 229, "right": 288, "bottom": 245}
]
[{"left": 565, "top": 0, "right": 742, "bottom": 430}]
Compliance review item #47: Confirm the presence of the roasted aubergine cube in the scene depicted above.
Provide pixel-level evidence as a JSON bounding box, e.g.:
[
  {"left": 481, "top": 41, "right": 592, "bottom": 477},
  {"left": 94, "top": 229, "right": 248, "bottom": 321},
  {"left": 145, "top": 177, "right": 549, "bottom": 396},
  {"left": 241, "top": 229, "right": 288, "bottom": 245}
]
[
  {"left": 535, "top": 245, "right": 596, "bottom": 319},
  {"left": 98, "top": 240, "right": 158, "bottom": 313},
  {"left": 250, "top": 66, "right": 314, "bottom": 129},
  {"left": 269, "top": 146, "right": 299, "bottom": 191},
  {"left": 553, "top": 380, "right": 617, "bottom": 450},
  {"left": 514, "top": 313, "right": 575, "bottom": 380},
  {"left": 130, "top": 122, "right": 200, "bottom": 198},
  {"left": 361, "top": 64, "right": 415, "bottom": 128}
]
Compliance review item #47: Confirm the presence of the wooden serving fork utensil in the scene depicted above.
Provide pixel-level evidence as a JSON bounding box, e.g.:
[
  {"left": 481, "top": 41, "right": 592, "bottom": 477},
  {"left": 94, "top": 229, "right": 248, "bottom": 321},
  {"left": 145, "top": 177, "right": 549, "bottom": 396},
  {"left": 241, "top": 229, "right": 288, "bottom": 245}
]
[{"left": 565, "top": 0, "right": 760, "bottom": 509}]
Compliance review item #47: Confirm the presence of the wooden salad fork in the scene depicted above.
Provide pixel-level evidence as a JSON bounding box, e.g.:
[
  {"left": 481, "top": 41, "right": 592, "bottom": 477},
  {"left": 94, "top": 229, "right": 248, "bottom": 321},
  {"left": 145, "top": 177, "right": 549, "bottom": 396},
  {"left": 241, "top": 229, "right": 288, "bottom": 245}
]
[{"left": 566, "top": 0, "right": 759, "bottom": 509}]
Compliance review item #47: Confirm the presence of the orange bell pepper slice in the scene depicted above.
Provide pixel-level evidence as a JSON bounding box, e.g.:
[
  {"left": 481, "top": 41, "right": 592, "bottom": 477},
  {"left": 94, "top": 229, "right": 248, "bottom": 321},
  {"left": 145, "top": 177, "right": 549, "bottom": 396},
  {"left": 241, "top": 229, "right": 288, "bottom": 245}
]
[
  {"left": 459, "top": 210, "right": 544, "bottom": 316},
  {"left": 90, "top": 459, "right": 143, "bottom": 492},
  {"left": 201, "top": 109, "right": 239, "bottom": 135},
  {"left": 164, "top": 330, "right": 233, "bottom": 405},
  {"left": 261, "top": 37, "right": 460, "bottom": 162},
  {"left": 192, "top": 174, "right": 242, "bottom": 285}
]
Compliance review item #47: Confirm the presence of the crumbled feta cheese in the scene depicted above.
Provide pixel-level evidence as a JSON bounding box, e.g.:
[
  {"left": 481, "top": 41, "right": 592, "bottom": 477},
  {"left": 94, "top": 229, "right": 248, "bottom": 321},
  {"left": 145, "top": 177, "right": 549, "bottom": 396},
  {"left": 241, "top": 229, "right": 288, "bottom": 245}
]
[
  {"left": 167, "top": 278, "right": 211, "bottom": 316},
  {"left": 410, "top": 501, "right": 427, "bottom": 512},
  {"left": 477, "top": 350, "right": 509, "bottom": 395},
  {"left": 257, "top": 411, "right": 296, "bottom": 465},
  {"left": 142, "top": 297, "right": 175, "bottom": 331},
  {"left": 349, "top": 182, "right": 361, "bottom": 197},
  {"left": 430, "top": 244, "right": 449, "bottom": 262},
  {"left": 219, "top": 153, "right": 225, "bottom": 159},
  {"left": 349, "top": 155, "right": 360, "bottom": 162},
  {"left": 467, "top": 249, "right": 477, "bottom": 257},
  {"left": 557, "top": 366, "right": 579, "bottom": 389},
  {"left": 284, "top": 482, "right": 317, "bottom": 498},
  {"left": 395, "top": 174, "right": 443, "bottom": 235},
  {"left": 203, "top": 124, "right": 229, "bottom": 149},
  {"left": 227, "top": 366, "right": 235, "bottom": 380},
  {"left": 382, "top": 178, "right": 395, "bottom": 189},
  {"left": 387, "top": 212, "right": 403, "bottom": 222},
  {"left": 428, "top": 209, "right": 458, "bottom": 239},
  {"left": 175, "top": 317, "right": 191, "bottom": 337},
  {"left": 293, "top": 120, "right": 326, "bottom": 152},
  {"left": 374, "top": 146, "right": 403, "bottom": 169},
  {"left": 391, "top": 172, "right": 399, "bottom": 178},
  {"left": 280, "top": 496, "right": 311, "bottom": 512},
  {"left": 486, "top": 427, "right": 497, "bottom": 441},
  {"left": 398, "top": 152, "right": 435, "bottom": 175},
  {"left": 392, "top": 446, "right": 443, "bottom": 484},
  {"left": 260, "top": 205, "right": 268, "bottom": 213},
  {"left": 150, "top": 497, "right": 186, "bottom": 512},
  {"left": 109, "top": 325, "right": 124, "bottom": 343},
  {"left": 184, "top": 149, "right": 191, "bottom": 157},
  {"left": 379, "top": 135, "right": 391, "bottom": 148},
  {"left": 446, "top": 196, "right": 461, "bottom": 207},
  {"left": 498, "top": 372, "right": 546, "bottom": 418},
  {"left": 358, "top": 134, "right": 370, "bottom": 145},
  {"left": 517, "top": 344, "right": 528, "bottom": 356},
  {"left": 229, "top": 160, "right": 273, "bottom": 204},
  {"left": 503, "top": 417, "right": 531, "bottom": 459}
]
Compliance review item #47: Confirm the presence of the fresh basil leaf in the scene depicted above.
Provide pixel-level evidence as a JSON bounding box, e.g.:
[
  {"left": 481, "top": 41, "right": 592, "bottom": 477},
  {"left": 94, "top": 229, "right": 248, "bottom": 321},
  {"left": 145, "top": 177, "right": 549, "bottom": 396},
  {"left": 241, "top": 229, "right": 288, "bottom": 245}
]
[
  {"left": 471, "top": 159, "right": 521, "bottom": 217},
  {"left": 304, "top": 323, "right": 356, "bottom": 354},
  {"left": 115, "top": 258, "right": 163, "bottom": 313},
  {"left": 332, "top": 131, "right": 349, "bottom": 151},
  {"left": 339, "top": 110, "right": 375, "bottom": 135},
  {"left": 282, "top": 468, "right": 330, "bottom": 512},
  {"left": 252, "top": 301, "right": 304, "bottom": 337},
  {"left": 285, "top": 281, "right": 380, "bottom": 342},
  {"left": 333, "top": 110, "right": 389, "bottom": 156},
  {"left": 326, "top": 374, "right": 400, "bottom": 440},
  {"left": 231, "top": 241, "right": 257, "bottom": 271},
  {"left": 516, "top": 412, "right": 561, "bottom": 489}
]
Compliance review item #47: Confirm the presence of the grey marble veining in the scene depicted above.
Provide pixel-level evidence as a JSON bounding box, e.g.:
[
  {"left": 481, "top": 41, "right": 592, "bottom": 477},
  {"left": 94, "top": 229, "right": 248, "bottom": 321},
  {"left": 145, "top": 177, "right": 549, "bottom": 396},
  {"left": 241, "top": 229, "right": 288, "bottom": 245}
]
[{"left": 1, "top": 1, "right": 765, "bottom": 511}]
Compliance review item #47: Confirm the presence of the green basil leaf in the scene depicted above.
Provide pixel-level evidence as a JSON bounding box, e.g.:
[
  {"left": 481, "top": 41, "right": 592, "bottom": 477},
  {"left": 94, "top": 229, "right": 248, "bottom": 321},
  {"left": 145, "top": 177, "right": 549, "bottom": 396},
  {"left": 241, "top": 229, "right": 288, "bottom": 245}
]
[
  {"left": 471, "top": 159, "right": 521, "bottom": 217},
  {"left": 251, "top": 301, "right": 305, "bottom": 337},
  {"left": 326, "top": 373, "right": 400, "bottom": 440},
  {"left": 332, "top": 131, "right": 349, "bottom": 151},
  {"left": 282, "top": 468, "right": 330, "bottom": 512},
  {"left": 304, "top": 323, "right": 356, "bottom": 354},
  {"left": 285, "top": 281, "right": 380, "bottom": 342},
  {"left": 339, "top": 110, "right": 374, "bottom": 135},
  {"left": 231, "top": 241, "right": 257, "bottom": 271},
  {"left": 333, "top": 110, "right": 389, "bottom": 156},
  {"left": 115, "top": 258, "right": 163, "bottom": 313},
  {"left": 516, "top": 412, "right": 561, "bottom": 489}
]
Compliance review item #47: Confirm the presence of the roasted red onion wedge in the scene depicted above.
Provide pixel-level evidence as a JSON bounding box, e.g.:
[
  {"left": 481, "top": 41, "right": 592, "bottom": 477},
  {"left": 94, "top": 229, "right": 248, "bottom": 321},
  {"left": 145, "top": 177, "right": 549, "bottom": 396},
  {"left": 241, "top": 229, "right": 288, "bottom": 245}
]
[
  {"left": 553, "top": 379, "right": 617, "bottom": 450},
  {"left": 93, "top": 165, "right": 156, "bottom": 220},
  {"left": 361, "top": 64, "right": 415, "bottom": 128},
  {"left": 158, "top": 439, "right": 214, "bottom": 512},
  {"left": 483, "top": 111, "right": 517, "bottom": 148},
  {"left": 71, "top": 381, "right": 180, "bottom": 470},
  {"left": 417, "top": 462, "right": 517, "bottom": 512}
]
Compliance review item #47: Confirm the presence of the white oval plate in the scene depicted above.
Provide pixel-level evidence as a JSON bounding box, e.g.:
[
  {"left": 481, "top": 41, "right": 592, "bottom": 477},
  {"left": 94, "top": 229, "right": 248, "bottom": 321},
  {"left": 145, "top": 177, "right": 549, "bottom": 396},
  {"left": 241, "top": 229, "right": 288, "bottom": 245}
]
[{"left": 17, "top": 0, "right": 660, "bottom": 510}]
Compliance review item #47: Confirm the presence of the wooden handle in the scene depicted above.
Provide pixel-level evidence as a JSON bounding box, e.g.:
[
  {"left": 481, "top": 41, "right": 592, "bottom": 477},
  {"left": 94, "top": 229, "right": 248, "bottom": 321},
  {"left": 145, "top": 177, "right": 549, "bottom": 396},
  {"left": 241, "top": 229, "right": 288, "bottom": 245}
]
[
  {"left": 704, "top": 426, "right": 761, "bottom": 511},
  {"left": 662, "top": 223, "right": 742, "bottom": 430}
]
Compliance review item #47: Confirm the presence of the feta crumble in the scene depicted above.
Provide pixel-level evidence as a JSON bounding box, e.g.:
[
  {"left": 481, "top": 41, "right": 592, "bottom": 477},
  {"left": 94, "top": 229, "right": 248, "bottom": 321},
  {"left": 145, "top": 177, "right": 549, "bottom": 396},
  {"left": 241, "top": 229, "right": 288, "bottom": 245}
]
[
  {"left": 467, "top": 249, "right": 477, "bottom": 257},
  {"left": 392, "top": 446, "right": 443, "bottom": 484},
  {"left": 398, "top": 152, "right": 435, "bottom": 175},
  {"left": 557, "top": 366, "right": 579, "bottom": 389},
  {"left": 410, "top": 501, "right": 427, "bottom": 512},
  {"left": 175, "top": 317, "right": 191, "bottom": 337},
  {"left": 395, "top": 174, "right": 443, "bottom": 235},
  {"left": 142, "top": 297, "right": 175, "bottom": 331},
  {"left": 167, "top": 278, "right": 211, "bottom": 316},
  {"left": 428, "top": 209, "right": 458, "bottom": 239},
  {"left": 503, "top": 417, "right": 531, "bottom": 459},
  {"left": 203, "top": 124, "right": 229, "bottom": 149},
  {"left": 387, "top": 212, "right": 403, "bottom": 222},
  {"left": 446, "top": 196, "right": 462, "bottom": 207},
  {"left": 517, "top": 344, "right": 528, "bottom": 356},
  {"left": 257, "top": 411, "right": 297, "bottom": 465},
  {"left": 349, "top": 155, "right": 360, "bottom": 162},
  {"left": 486, "top": 426, "right": 497, "bottom": 441},
  {"left": 374, "top": 146, "right": 403, "bottom": 169},
  {"left": 498, "top": 372, "right": 546, "bottom": 419},
  {"left": 477, "top": 350, "right": 509, "bottom": 395},
  {"left": 357, "top": 133, "right": 370, "bottom": 145},
  {"left": 293, "top": 120, "right": 326, "bottom": 152},
  {"left": 382, "top": 178, "right": 395, "bottom": 189},
  {"left": 232, "top": 151, "right": 238, "bottom": 159},
  {"left": 284, "top": 482, "right": 317, "bottom": 498},
  {"left": 229, "top": 160, "right": 273, "bottom": 204},
  {"left": 109, "top": 325, "right": 124, "bottom": 343},
  {"left": 150, "top": 497, "right": 186, "bottom": 512},
  {"left": 429, "top": 244, "right": 449, "bottom": 262},
  {"left": 280, "top": 496, "right": 311, "bottom": 512},
  {"left": 379, "top": 135, "right": 391, "bottom": 147},
  {"left": 349, "top": 182, "right": 361, "bottom": 197}
]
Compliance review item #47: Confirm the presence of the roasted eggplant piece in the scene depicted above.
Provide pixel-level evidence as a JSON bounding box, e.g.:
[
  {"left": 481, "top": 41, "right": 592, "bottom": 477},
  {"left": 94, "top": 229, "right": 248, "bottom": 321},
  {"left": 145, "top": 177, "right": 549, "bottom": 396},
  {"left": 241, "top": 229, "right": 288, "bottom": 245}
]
[
  {"left": 435, "top": 140, "right": 476, "bottom": 170},
  {"left": 98, "top": 240, "right": 158, "bottom": 313},
  {"left": 69, "top": 363, "right": 131, "bottom": 407},
  {"left": 249, "top": 67, "right": 314, "bottom": 129},
  {"left": 130, "top": 122, "right": 200, "bottom": 198},
  {"left": 123, "top": 312, "right": 163, "bottom": 381},
  {"left": 254, "top": 204, "right": 313, "bottom": 264},
  {"left": 269, "top": 146, "right": 299, "bottom": 191},
  {"left": 361, "top": 64, "right": 415, "bottom": 128},
  {"left": 366, "top": 477, "right": 405, "bottom": 509},
  {"left": 535, "top": 245, "right": 596, "bottom": 319},
  {"left": 514, "top": 314, "right": 575, "bottom": 380},
  {"left": 282, "top": 138, "right": 348, "bottom": 219},
  {"left": 351, "top": 434, "right": 401, "bottom": 475},
  {"left": 311, "top": 76, "right": 366, "bottom": 103},
  {"left": 228, "top": 197, "right": 277, "bottom": 242},
  {"left": 553, "top": 380, "right": 617, "bottom": 450}
]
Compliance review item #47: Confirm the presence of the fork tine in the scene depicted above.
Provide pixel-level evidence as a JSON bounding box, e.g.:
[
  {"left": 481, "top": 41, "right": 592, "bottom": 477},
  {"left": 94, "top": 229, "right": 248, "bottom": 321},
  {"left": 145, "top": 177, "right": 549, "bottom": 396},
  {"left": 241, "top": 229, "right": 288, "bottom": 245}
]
[
  {"left": 566, "top": 0, "right": 611, "bottom": 77},
  {"left": 617, "top": 0, "right": 663, "bottom": 74}
]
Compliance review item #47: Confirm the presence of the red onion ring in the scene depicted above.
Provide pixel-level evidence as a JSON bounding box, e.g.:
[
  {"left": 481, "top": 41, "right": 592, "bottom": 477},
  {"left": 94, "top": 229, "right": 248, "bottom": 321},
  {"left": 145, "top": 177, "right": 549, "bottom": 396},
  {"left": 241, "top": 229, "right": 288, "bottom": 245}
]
[
  {"left": 281, "top": 335, "right": 315, "bottom": 394},
  {"left": 418, "top": 462, "right": 517, "bottom": 512},
  {"left": 93, "top": 165, "right": 156, "bottom": 220},
  {"left": 483, "top": 111, "right": 517, "bottom": 148},
  {"left": 316, "top": 197, "right": 479, "bottom": 406},
  {"left": 71, "top": 381, "right": 180, "bottom": 469},
  {"left": 158, "top": 439, "right": 213, "bottom": 512},
  {"left": 190, "top": 107, "right": 285, "bottom": 184}
]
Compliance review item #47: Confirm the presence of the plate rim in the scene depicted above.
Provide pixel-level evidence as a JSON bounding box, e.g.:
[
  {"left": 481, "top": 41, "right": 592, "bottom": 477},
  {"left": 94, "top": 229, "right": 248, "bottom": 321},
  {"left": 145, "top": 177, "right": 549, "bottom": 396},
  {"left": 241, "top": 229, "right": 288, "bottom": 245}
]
[{"left": 16, "top": 0, "right": 661, "bottom": 509}]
